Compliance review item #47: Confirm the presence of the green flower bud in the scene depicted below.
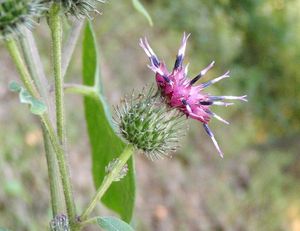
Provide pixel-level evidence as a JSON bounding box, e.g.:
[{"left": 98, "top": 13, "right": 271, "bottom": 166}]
[
  {"left": 50, "top": 0, "right": 105, "bottom": 18},
  {"left": 115, "top": 87, "right": 186, "bottom": 160},
  {"left": 105, "top": 158, "right": 128, "bottom": 182},
  {"left": 0, "top": 0, "right": 47, "bottom": 39}
]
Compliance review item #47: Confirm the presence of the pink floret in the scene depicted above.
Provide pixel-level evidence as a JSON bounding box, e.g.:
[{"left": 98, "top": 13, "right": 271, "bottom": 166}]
[
  {"left": 156, "top": 66, "right": 212, "bottom": 123},
  {"left": 139, "top": 33, "right": 247, "bottom": 157}
]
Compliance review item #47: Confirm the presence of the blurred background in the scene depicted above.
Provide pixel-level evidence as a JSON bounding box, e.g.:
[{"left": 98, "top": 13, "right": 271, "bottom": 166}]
[{"left": 1, "top": 0, "right": 300, "bottom": 230}]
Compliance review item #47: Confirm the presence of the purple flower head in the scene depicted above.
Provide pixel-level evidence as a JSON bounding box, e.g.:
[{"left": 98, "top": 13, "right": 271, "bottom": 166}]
[{"left": 139, "top": 33, "right": 247, "bottom": 157}]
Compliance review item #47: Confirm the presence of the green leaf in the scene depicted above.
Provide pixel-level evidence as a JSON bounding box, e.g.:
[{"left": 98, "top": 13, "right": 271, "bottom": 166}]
[
  {"left": 82, "top": 21, "right": 136, "bottom": 222},
  {"left": 9, "top": 81, "right": 47, "bottom": 115},
  {"left": 0, "top": 228, "right": 10, "bottom": 231},
  {"left": 132, "top": 0, "right": 153, "bottom": 26},
  {"left": 97, "top": 216, "right": 134, "bottom": 231}
]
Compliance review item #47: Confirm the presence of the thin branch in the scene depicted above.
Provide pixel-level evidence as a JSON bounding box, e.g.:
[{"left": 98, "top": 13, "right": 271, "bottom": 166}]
[
  {"left": 6, "top": 38, "right": 77, "bottom": 228},
  {"left": 19, "top": 29, "right": 56, "bottom": 122},
  {"left": 6, "top": 40, "right": 39, "bottom": 97},
  {"left": 49, "top": 3, "right": 66, "bottom": 146},
  {"left": 49, "top": 3, "right": 77, "bottom": 227},
  {"left": 18, "top": 32, "right": 64, "bottom": 217},
  {"left": 62, "top": 20, "right": 84, "bottom": 78},
  {"left": 80, "top": 145, "right": 134, "bottom": 222},
  {"left": 64, "top": 83, "right": 96, "bottom": 98},
  {"left": 42, "top": 124, "right": 64, "bottom": 217}
]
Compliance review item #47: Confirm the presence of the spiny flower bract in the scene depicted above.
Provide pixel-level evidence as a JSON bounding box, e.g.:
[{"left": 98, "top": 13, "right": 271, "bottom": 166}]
[
  {"left": 0, "top": 0, "right": 47, "bottom": 39},
  {"left": 140, "top": 33, "right": 247, "bottom": 157},
  {"left": 114, "top": 87, "right": 186, "bottom": 160},
  {"left": 50, "top": 0, "right": 105, "bottom": 18}
]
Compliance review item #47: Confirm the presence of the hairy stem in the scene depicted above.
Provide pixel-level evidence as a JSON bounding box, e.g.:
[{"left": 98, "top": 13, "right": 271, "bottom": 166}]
[
  {"left": 80, "top": 145, "right": 134, "bottom": 222},
  {"left": 80, "top": 217, "right": 98, "bottom": 227},
  {"left": 5, "top": 38, "right": 77, "bottom": 229},
  {"left": 49, "top": 3, "right": 65, "bottom": 145},
  {"left": 18, "top": 34, "right": 64, "bottom": 217},
  {"left": 62, "top": 20, "right": 84, "bottom": 77},
  {"left": 6, "top": 39, "right": 39, "bottom": 97},
  {"left": 42, "top": 125, "right": 63, "bottom": 216},
  {"left": 49, "top": 4, "right": 78, "bottom": 227},
  {"left": 19, "top": 29, "right": 53, "bottom": 110},
  {"left": 64, "top": 83, "right": 97, "bottom": 98},
  {"left": 40, "top": 115, "right": 77, "bottom": 227},
  {"left": 19, "top": 35, "right": 42, "bottom": 93}
]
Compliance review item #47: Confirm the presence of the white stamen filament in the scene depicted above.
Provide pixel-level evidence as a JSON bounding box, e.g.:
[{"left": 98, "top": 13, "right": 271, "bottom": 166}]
[
  {"left": 212, "top": 102, "right": 234, "bottom": 107},
  {"left": 212, "top": 113, "right": 230, "bottom": 125},
  {"left": 203, "top": 124, "right": 223, "bottom": 158},
  {"left": 144, "top": 37, "right": 157, "bottom": 57},
  {"left": 210, "top": 95, "right": 248, "bottom": 102},
  {"left": 200, "top": 61, "right": 215, "bottom": 76},
  {"left": 184, "top": 63, "right": 190, "bottom": 76},
  {"left": 139, "top": 38, "right": 151, "bottom": 57},
  {"left": 178, "top": 32, "right": 191, "bottom": 57},
  {"left": 200, "top": 70, "right": 230, "bottom": 88}
]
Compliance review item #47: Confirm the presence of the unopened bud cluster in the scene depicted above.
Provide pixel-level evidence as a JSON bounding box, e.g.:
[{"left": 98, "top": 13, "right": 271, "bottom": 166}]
[
  {"left": 0, "top": 0, "right": 47, "bottom": 39},
  {"left": 50, "top": 214, "right": 69, "bottom": 231},
  {"left": 105, "top": 158, "right": 128, "bottom": 182},
  {"left": 115, "top": 87, "right": 185, "bottom": 160}
]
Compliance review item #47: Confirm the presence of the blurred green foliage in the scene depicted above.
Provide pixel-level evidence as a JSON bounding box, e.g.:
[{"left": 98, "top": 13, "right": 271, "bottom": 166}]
[{"left": 149, "top": 0, "right": 300, "bottom": 139}]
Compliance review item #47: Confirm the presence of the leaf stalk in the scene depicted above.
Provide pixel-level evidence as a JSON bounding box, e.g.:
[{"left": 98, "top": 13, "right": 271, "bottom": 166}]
[{"left": 80, "top": 145, "right": 134, "bottom": 222}]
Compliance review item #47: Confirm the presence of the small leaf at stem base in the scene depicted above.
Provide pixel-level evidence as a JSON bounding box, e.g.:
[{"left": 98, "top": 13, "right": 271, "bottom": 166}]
[{"left": 9, "top": 81, "right": 46, "bottom": 115}]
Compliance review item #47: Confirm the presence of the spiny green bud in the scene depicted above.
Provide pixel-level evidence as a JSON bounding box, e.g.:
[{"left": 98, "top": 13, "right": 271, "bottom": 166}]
[
  {"left": 50, "top": 0, "right": 105, "bottom": 18},
  {"left": 0, "top": 0, "right": 47, "bottom": 39},
  {"left": 115, "top": 87, "right": 186, "bottom": 160},
  {"left": 105, "top": 158, "right": 128, "bottom": 182}
]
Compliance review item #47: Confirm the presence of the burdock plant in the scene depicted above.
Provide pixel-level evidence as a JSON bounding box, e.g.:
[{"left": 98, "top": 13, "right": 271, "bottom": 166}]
[
  {"left": 115, "top": 87, "right": 185, "bottom": 160},
  {"left": 140, "top": 33, "right": 247, "bottom": 157},
  {"left": 0, "top": 0, "right": 47, "bottom": 39},
  {"left": 0, "top": 0, "right": 246, "bottom": 230}
]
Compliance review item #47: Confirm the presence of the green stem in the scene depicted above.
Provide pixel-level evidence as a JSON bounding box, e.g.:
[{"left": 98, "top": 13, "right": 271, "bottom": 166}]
[
  {"left": 18, "top": 34, "right": 64, "bottom": 217},
  {"left": 49, "top": 3, "right": 65, "bottom": 145},
  {"left": 6, "top": 39, "right": 39, "bottom": 97},
  {"left": 48, "top": 6, "right": 78, "bottom": 225},
  {"left": 5, "top": 38, "right": 77, "bottom": 228},
  {"left": 80, "top": 217, "right": 98, "bottom": 227},
  {"left": 62, "top": 20, "right": 84, "bottom": 77},
  {"left": 19, "top": 35, "right": 43, "bottom": 94},
  {"left": 19, "top": 29, "right": 55, "bottom": 121},
  {"left": 40, "top": 115, "right": 77, "bottom": 225},
  {"left": 80, "top": 145, "right": 134, "bottom": 222},
  {"left": 42, "top": 125, "right": 62, "bottom": 216},
  {"left": 64, "top": 83, "right": 97, "bottom": 98}
]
